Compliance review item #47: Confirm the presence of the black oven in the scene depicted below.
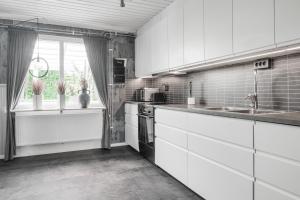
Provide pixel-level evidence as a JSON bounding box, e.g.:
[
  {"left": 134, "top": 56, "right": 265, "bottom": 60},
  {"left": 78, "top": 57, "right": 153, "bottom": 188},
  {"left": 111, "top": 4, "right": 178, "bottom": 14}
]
[{"left": 138, "top": 104, "right": 155, "bottom": 163}]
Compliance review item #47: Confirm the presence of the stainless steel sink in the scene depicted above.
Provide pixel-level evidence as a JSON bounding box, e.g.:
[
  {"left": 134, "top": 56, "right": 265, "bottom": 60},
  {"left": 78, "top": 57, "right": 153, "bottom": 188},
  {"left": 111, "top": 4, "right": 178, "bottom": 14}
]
[
  {"left": 190, "top": 106, "right": 285, "bottom": 115},
  {"left": 228, "top": 109, "right": 285, "bottom": 115},
  {"left": 205, "top": 107, "right": 247, "bottom": 112}
]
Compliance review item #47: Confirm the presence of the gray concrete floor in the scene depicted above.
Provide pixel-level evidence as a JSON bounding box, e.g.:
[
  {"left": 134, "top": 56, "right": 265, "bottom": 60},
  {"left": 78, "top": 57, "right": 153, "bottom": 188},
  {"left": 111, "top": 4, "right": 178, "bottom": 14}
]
[{"left": 0, "top": 146, "right": 204, "bottom": 200}]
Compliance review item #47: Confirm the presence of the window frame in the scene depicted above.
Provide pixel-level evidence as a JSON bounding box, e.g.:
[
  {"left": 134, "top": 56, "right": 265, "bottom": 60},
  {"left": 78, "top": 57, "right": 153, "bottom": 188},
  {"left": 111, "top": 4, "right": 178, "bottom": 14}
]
[{"left": 17, "top": 34, "right": 102, "bottom": 110}]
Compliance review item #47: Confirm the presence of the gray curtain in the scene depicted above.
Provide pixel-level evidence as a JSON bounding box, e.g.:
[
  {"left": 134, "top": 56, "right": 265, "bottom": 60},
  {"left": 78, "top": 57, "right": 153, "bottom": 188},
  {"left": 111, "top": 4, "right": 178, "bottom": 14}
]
[
  {"left": 5, "top": 28, "right": 37, "bottom": 161},
  {"left": 83, "top": 36, "right": 111, "bottom": 149}
]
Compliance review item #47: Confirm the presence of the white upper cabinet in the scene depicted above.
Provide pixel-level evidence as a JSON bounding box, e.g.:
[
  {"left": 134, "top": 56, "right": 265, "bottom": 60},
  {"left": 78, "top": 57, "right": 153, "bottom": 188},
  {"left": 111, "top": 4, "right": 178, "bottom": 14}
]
[
  {"left": 275, "top": 0, "right": 300, "bottom": 45},
  {"left": 204, "top": 0, "right": 233, "bottom": 60},
  {"left": 183, "top": 0, "right": 205, "bottom": 65},
  {"left": 135, "top": 35, "right": 143, "bottom": 77},
  {"left": 135, "top": 0, "right": 300, "bottom": 77},
  {"left": 151, "top": 10, "right": 169, "bottom": 73},
  {"left": 135, "top": 24, "right": 152, "bottom": 77},
  {"left": 167, "top": 0, "right": 184, "bottom": 69},
  {"left": 233, "top": 0, "right": 275, "bottom": 53}
]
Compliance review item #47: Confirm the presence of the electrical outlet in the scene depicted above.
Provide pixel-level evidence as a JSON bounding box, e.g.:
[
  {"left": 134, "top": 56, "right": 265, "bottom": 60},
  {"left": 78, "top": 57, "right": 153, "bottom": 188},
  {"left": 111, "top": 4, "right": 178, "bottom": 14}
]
[{"left": 253, "top": 59, "right": 271, "bottom": 70}]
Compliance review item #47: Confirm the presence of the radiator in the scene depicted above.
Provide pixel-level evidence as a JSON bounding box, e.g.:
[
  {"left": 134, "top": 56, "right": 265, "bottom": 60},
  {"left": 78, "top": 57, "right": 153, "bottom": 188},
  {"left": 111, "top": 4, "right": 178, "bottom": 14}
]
[{"left": 0, "top": 84, "right": 6, "bottom": 157}]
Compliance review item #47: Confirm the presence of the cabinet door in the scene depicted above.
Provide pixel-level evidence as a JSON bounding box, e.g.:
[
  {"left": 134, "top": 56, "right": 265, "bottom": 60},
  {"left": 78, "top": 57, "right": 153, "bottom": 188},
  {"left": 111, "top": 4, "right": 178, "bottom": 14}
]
[
  {"left": 155, "top": 108, "right": 188, "bottom": 129},
  {"left": 155, "top": 138, "right": 188, "bottom": 185},
  {"left": 155, "top": 123, "right": 188, "bottom": 149},
  {"left": 275, "top": 0, "right": 300, "bottom": 45},
  {"left": 204, "top": 0, "right": 233, "bottom": 60},
  {"left": 143, "top": 27, "right": 152, "bottom": 76},
  {"left": 125, "top": 113, "right": 138, "bottom": 128},
  {"left": 168, "top": 0, "right": 184, "bottom": 69},
  {"left": 233, "top": 0, "right": 275, "bottom": 53},
  {"left": 151, "top": 11, "right": 169, "bottom": 73},
  {"left": 255, "top": 181, "right": 299, "bottom": 200},
  {"left": 125, "top": 104, "right": 138, "bottom": 116},
  {"left": 187, "top": 113, "right": 254, "bottom": 148},
  {"left": 184, "top": 0, "right": 204, "bottom": 64},
  {"left": 125, "top": 124, "right": 139, "bottom": 152},
  {"left": 255, "top": 152, "right": 300, "bottom": 197},
  {"left": 255, "top": 122, "right": 300, "bottom": 162},
  {"left": 188, "top": 133, "right": 254, "bottom": 176},
  {"left": 135, "top": 25, "right": 152, "bottom": 77},
  {"left": 135, "top": 36, "right": 142, "bottom": 77},
  {"left": 188, "top": 152, "right": 253, "bottom": 200}
]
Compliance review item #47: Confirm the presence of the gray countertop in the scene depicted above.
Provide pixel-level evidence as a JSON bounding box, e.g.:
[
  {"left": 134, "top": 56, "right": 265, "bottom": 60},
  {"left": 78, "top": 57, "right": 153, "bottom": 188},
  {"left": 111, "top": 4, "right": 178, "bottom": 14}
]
[
  {"left": 153, "top": 104, "right": 300, "bottom": 127},
  {"left": 126, "top": 101, "right": 300, "bottom": 126}
]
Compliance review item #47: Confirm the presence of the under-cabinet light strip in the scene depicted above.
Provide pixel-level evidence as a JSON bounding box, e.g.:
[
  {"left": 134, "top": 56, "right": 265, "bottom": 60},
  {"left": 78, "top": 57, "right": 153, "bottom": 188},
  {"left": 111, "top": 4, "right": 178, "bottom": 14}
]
[{"left": 173, "top": 44, "right": 300, "bottom": 73}]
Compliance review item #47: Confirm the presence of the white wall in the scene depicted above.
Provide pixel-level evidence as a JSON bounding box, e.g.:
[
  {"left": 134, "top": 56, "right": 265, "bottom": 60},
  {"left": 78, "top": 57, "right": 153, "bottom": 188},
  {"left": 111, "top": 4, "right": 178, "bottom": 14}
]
[{"left": 0, "top": 84, "right": 6, "bottom": 159}]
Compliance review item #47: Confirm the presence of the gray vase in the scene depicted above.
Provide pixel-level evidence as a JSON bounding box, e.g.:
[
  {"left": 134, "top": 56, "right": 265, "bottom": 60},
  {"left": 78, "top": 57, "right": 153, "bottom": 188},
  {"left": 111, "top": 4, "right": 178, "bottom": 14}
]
[{"left": 79, "top": 89, "right": 90, "bottom": 108}]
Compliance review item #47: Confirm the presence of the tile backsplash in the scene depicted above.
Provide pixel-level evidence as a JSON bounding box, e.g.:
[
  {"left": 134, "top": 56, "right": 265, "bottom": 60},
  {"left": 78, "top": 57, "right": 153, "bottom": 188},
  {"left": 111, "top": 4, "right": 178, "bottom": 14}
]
[{"left": 126, "top": 53, "right": 300, "bottom": 111}]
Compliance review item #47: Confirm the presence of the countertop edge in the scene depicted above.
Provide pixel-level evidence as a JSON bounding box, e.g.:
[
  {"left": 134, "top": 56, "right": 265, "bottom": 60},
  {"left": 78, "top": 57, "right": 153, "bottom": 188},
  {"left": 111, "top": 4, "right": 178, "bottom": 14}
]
[{"left": 152, "top": 104, "right": 300, "bottom": 127}]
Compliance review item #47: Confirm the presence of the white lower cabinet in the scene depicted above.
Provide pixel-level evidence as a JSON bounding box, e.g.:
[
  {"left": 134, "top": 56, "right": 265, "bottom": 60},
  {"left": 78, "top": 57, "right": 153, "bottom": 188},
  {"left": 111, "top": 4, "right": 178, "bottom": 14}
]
[
  {"left": 155, "top": 137, "right": 188, "bottom": 185},
  {"left": 155, "top": 123, "right": 187, "bottom": 149},
  {"left": 255, "top": 181, "right": 299, "bottom": 200},
  {"left": 125, "top": 124, "right": 139, "bottom": 152},
  {"left": 125, "top": 104, "right": 139, "bottom": 152},
  {"left": 254, "top": 122, "right": 300, "bottom": 199},
  {"left": 188, "top": 152, "right": 253, "bottom": 200},
  {"left": 155, "top": 108, "right": 300, "bottom": 200},
  {"left": 255, "top": 152, "right": 300, "bottom": 197},
  {"left": 187, "top": 112, "right": 254, "bottom": 148},
  {"left": 188, "top": 133, "right": 254, "bottom": 176}
]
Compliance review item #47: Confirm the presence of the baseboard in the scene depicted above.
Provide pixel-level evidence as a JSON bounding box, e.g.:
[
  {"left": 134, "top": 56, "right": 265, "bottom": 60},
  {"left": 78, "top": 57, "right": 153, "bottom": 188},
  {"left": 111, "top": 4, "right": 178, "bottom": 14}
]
[
  {"left": 1, "top": 141, "right": 128, "bottom": 159},
  {"left": 16, "top": 139, "right": 102, "bottom": 158},
  {"left": 111, "top": 142, "right": 127, "bottom": 147}
]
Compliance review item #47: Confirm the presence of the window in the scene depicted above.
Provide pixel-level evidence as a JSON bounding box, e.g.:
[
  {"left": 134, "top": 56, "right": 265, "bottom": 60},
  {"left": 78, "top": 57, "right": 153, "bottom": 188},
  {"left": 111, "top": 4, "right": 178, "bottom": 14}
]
[{"left": 18, "top": 35, "right": 102, "bottom": 110}]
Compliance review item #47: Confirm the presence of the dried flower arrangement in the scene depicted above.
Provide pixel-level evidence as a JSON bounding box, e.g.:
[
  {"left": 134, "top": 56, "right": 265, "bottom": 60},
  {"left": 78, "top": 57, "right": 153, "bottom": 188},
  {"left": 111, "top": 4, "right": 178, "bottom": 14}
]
[
  {"left": 57, "top": 81, "right": 66, "bottom": 95},
  {"left": 80, "top": 78, "right": 88, "bottom": 90},
  {"left": 32, "top": 79, "right": 44, "bottom": 95}
]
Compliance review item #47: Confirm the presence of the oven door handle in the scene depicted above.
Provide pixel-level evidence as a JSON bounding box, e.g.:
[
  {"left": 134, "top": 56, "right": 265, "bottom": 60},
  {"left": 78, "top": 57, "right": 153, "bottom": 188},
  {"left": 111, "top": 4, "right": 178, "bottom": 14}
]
[{"left": 137, "top": 114, "right": 154, "bottom": 119}]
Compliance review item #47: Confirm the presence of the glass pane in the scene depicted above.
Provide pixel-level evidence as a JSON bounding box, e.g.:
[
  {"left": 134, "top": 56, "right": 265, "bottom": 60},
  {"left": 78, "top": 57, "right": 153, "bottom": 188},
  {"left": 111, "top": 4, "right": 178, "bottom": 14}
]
[
  {"left": 19, "top": 39, "right": 60, "bottom": 109},
  {"left": 64, "top": 42, "right": 101, "bottom": 108}
]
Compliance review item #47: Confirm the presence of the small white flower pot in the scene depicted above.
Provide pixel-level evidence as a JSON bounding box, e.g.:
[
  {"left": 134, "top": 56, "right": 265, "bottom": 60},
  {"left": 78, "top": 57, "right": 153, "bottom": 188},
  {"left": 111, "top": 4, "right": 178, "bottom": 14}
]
[
  {"left": 33, "top": 95, "right": 42, "bottom": 110},
  {"left": 59, "top": 94, "right": 65, "bottom": 111}
]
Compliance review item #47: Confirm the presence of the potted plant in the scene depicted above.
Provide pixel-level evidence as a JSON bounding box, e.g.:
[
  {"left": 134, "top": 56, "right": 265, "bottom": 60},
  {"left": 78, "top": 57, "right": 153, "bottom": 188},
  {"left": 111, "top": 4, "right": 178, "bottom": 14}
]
[
  {"left": 32, "top": 79, "right": 43, "bottom": 110},
  {"left": 79, "top": 78, "right": 90, "bottom": 108},
  {"left": 57, "top": 81, "right": 66, "bottom": 111}
]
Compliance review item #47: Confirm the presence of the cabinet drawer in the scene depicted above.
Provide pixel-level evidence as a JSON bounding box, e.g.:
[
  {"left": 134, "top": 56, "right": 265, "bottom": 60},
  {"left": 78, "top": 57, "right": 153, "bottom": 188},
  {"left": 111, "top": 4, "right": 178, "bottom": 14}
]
[
  {"left": 155, "top": 138, "right": 188, "bottom": 185},
  {"left": 125, "top": 124, "right": 139, "bottom": 152},
  {"left": 125, "top": 104, "right": 138, "bottom": 115},
  {"left": 188, "top": 152, "right": 253, "bottom": 200},
  {"left": 155, "top": 109, "right": 188, "bottom": 129},
  {"left": 255, "top": 181, "right": 299, "bottom": 200},
  {"left": 125, "top": 113, "right": 138, "bottom": 128},
  {"left": 255, "top": 152, "right": 300, "bottom": 197},
  {"left": 155, "top": 123, "right": 187, "bottom": 149},
  {"left": 187, "top": 113, "right": 253, "bottom": 148},
  {"left": 255, "top": 122, "right": 300, "bottom": 162},
  {"left": 188, "top": 133, "right": 253, "bottom": 176}
]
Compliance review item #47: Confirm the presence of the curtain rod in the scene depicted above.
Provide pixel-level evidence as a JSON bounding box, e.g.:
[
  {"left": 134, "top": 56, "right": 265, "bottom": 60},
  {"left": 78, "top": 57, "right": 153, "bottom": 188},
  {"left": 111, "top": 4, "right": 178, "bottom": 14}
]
[{"left": 0, "top": 22, "right": 136, "bottom": 38}]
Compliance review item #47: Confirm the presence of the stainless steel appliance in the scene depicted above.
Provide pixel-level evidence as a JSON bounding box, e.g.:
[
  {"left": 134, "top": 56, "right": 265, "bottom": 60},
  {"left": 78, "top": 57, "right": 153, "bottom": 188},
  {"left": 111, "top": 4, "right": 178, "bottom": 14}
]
[
  {"left": 135, "top": 88, "right": 159, "bottom": 102},
  {"left": 138, "top": 103, "right": 155, "bottom": 163}
]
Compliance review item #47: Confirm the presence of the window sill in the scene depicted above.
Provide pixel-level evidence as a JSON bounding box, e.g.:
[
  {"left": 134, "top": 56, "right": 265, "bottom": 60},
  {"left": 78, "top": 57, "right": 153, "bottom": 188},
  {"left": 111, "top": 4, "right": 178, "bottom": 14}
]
[{"left": 12, "top": 107, "right": 105, "bottom": 117}]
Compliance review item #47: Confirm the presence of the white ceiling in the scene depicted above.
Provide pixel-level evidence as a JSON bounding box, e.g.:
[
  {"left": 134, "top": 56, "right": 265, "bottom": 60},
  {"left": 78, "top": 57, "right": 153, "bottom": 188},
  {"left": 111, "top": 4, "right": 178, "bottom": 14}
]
[{"left": 0, "top": 0, "right": 174, "bottom": 33}]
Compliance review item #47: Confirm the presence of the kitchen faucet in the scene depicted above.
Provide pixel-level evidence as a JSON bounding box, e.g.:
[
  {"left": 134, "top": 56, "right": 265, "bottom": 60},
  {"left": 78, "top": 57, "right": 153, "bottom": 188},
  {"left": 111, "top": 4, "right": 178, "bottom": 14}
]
[
  {"left": 245, "top": 59, "right": 271, "bottom": 111},
  {"left": 245, "top": 68, "right": 259, "bottom": 111},
  {"left": 245, "top": 68, "right": 258, "bottom": 111}
]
